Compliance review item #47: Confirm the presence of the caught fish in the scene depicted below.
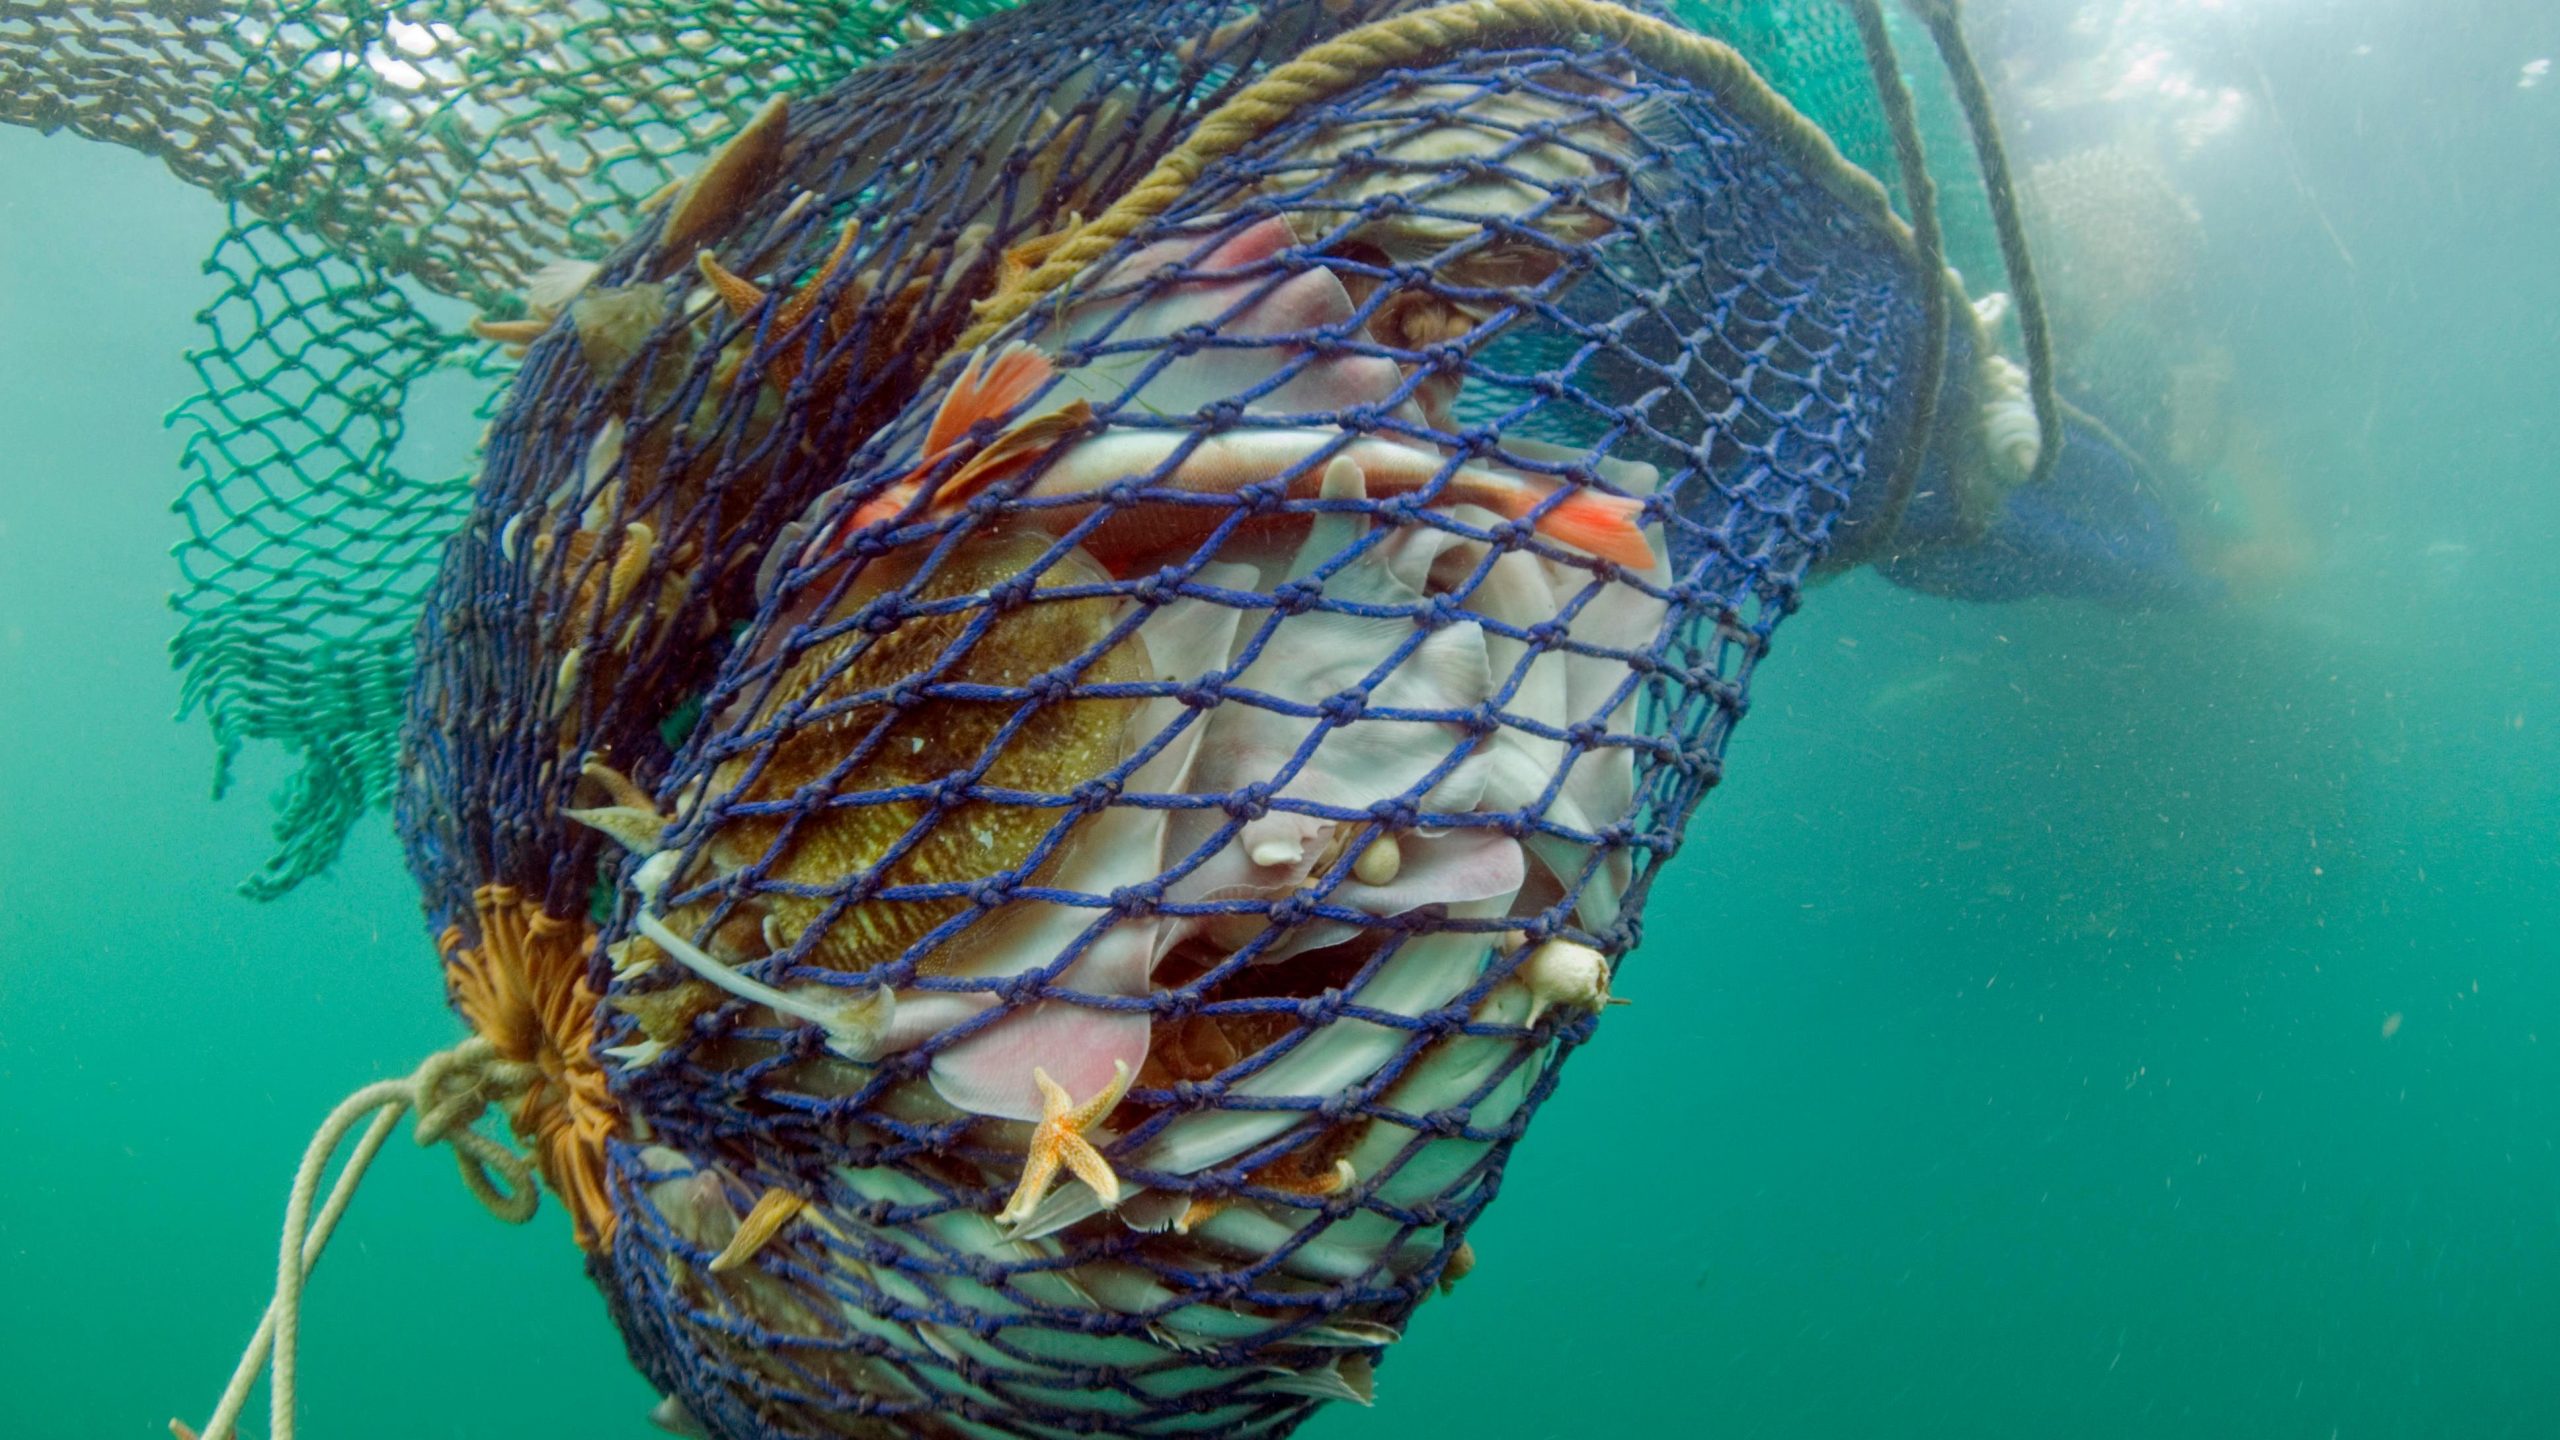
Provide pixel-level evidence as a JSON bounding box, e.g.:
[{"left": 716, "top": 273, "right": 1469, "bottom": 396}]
[
  {"left": 1154, "top": 459, "right": 1524, "bottom": 963},
  {"left": 764, "top": 215, "right": 1645, "bottom": 574},
  {"left": 1255, "top": 69, "right": 1674, "bottom": 436},
  {"left": 699, "top": 526, "right": 1150, "bottom": 979},
  {"left": 807, "top": 340, "right": 1648, "bottom": 579},
  {"left": 1039, "top": 215, "right": 1411, "bottom": 422},
  {"left": 848, "top": 358, "right": 1654, "bottom": 570}
]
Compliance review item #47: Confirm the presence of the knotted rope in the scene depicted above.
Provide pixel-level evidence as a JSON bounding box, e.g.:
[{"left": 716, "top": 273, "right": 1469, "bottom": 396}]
[
  {"left": 954, "top": 0, "right": 1921, "bottom": 353},
  {"left": 172, "top": 1037, "right": 542, "bottom": 1440}
]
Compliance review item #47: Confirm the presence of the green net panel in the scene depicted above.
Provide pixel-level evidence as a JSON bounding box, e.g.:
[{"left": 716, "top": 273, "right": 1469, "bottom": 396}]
[{"left": 2, "top": 0, "right": 1024, "bottom": 895}]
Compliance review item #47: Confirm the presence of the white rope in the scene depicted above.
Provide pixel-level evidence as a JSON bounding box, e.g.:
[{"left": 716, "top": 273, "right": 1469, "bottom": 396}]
[{"left": 173, "top": 1038, "right": 542, "bottom": 1440}]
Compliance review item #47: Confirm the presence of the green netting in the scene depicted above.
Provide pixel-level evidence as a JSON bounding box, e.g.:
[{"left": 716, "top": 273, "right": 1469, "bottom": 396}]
[
  {"left": 1665, "top": 3, "right": 2005, "bottom": 291},
  {"left": 4, "top": 0, "right": 1027, "bottom": 894},
  {"left": 165, "top": 214, "right": 476, "bottom": 897},
  {"left": 1, "top": 0, "right": 2008, "bottom": 898},
  {"left": 1683, "top": 0, "right": 1893, "bottom": 177}
]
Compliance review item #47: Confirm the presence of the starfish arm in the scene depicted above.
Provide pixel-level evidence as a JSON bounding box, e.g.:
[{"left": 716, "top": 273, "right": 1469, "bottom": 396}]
[
  {"left": 695, "top": 249, "right": 769, "bottom": 320},
  {"left": 1065, "top": 1058, "right": 1135, "bottom": 1131},
  {"left": 995, "top": 1147, "right": 1063, "bottom": 1228},
  {"left": 775, "top": 219, "right": 864, "bottom": 336},
  {"left": 1057, "top": 1133, "right": 1121, "bottom": 1210},
  {"left": 992, "top": 1062, "right": 1135, "bottom": 1224},
  {"left": 1172, "top": 1195, "right": 1231, "bottom": 1235},
  {"left": 1031, "top": 1067, "right": 1076, "bottom": 1121},
  {"left": 709, "top": 1187, "right": 809, "bottom": 1273}
]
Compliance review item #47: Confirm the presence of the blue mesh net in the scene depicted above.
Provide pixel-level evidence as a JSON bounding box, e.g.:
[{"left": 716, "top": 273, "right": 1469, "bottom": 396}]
[
  {"left": 393, "top": 1, "right": 2022, "bottom": 1434},
  {"left": 1876, "top": 402, "right": 2221, "bottom": 608}
]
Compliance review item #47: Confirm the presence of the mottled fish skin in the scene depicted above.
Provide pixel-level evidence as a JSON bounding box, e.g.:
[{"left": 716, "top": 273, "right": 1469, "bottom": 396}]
[{"left": 706, "top": 526, "right": 1148, "bottom": 978}]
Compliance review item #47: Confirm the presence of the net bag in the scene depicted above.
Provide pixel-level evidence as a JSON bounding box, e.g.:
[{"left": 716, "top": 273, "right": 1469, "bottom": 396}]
[{"left": 397, "top": 0, "right": 2013, "bottom": 1434}]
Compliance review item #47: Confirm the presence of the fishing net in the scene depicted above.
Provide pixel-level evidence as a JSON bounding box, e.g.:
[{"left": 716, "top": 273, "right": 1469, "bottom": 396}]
[
  {"left": 9, "top": 0, "right": 2107, "bottom": 1435},
  {"left": 391, "top": 0, "right": 2035, "bottom": 1432},
  {"left": 3, "top": 0, "right": 2015, "bottom": 900},
  {"left": 3, "top": 0, "right": 1025, "bottom": 895}
]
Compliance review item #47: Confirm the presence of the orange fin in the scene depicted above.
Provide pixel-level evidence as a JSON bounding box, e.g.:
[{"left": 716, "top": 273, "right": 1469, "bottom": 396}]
[
  {"left": 843, "top": 384, "right": 1086, "bottom": 536},
  {"left": 1534, "top": 489, "right": 1655, "bottom": 570},
  {"left": 928, "top": 400, "right": 1093, "bottom": 512},
  {"left": 922, "top": 342, "right": 1056, "bottom": 459},
  {"left": 843, "top": 490, "right": 911, "bottom": 535}
]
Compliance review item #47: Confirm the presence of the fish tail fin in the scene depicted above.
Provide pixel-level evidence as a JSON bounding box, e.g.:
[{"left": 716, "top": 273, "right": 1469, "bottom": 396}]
[
  {"left": 932, "top": 401, "right": 1095, "bottom": 512},
  {"left": 1530, "top": 488, "right": 1655, "bottom": 570},
  {"left": 923, "top": 341, "right": 1055, "bottom": 459},
  {"left": 844, "top": 491, "right": 909, "bottom": 534}
]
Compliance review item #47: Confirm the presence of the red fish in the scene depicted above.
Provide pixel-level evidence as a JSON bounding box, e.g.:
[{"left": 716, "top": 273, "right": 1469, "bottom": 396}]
[
  {"left": 837, "top": 341, "right": 1083, "bottom": 531},
  {"left": 826, "top": 342, "right": 1653, "bottom": 571}
]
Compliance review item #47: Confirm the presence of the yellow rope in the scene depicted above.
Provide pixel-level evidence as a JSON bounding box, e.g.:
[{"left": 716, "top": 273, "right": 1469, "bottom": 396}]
[
  {"left": 952, "top": 0, "right": 1916, "bottom": 353},
  {"left": 172, "top": 1038, "right": 541, "bottom": 1440}
]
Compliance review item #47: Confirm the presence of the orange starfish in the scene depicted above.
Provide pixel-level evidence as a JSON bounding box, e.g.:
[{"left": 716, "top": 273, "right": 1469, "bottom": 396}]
[
  {"left": 695, "top": 213, "right": 864, "bottom": 399},
  {"left": 993, "top": 1060, "right": 1134, "bottom": 1228}
]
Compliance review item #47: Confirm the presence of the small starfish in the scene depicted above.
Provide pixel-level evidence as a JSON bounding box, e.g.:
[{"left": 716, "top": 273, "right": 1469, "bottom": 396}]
[
  {"left": 993, "top": 1060, "right": 1133, "bottom": 1228},
  {"left": 981, "top": 218, "right": 1081, "bottom": 307}
]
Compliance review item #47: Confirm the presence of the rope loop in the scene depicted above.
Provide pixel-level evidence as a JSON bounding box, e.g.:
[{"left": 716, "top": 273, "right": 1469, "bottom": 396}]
[
  {"left": 171, "top": 1037, "right": 542, "bottom": 1440},
  {"left": 954, "top": 0, "right": 1915, "bottom": 354}
]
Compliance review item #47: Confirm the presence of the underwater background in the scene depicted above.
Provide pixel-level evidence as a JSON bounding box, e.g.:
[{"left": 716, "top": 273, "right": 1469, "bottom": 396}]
[{"left": 2, "top": 0, "right": 2555, "bottom": 1435}]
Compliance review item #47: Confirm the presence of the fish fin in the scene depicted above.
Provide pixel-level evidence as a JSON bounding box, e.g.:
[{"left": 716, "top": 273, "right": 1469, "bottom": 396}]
[
  {"left": 1617, "top": 93, "right": 1690, "bottom": 155},
  {"left": 845, "top": 398, "right": 1092, "bottom": 536},
  {"left": 844, "top": 343, "right": 1062, "bottom": 533},
  {"left": 1533, "top": 489, "right": 1655, "bottom": 569},
  {"left": 922, "top": 341, "right": 1056, "bottom": 459},
  {"left": 929, "top": 1000, "right": 1149, "bottom": 1123},
  {"left": 840, "top": 492, "right": 908, "bottom": 536},
  {"left": 1499, "top": 437, "right": 1664, "bottom": 496},
  {"left": 1199, "top": 213, "right": 1298, "bottom": 270},
  {"left": 1284, "top": 456, "right": 1369, "bottom": 585},
  {"left": 927, "top": 400, "right": 1093, "bottom": 512}
]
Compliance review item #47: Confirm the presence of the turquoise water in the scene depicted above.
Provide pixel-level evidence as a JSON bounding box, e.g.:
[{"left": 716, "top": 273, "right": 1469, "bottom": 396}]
[{"left": 3, "top": 3, "right": 2555, "bottom": 1436}]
